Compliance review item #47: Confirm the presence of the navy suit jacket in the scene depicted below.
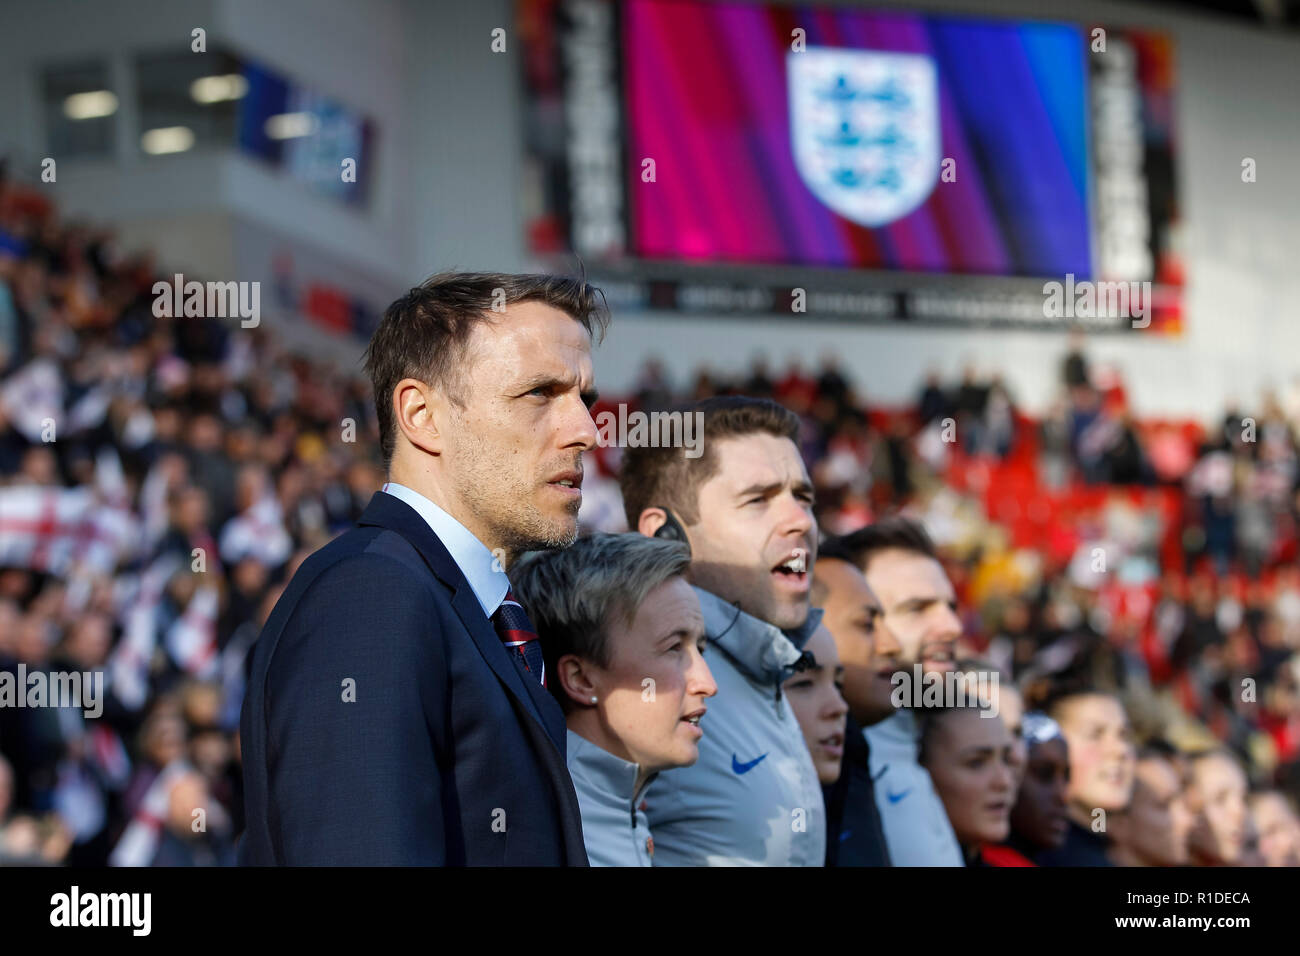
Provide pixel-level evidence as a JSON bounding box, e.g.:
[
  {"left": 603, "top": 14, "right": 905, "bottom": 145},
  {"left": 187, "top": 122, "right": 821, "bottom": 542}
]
[{"left": 238, "top": 491, "right": 588, "bottom": 865}]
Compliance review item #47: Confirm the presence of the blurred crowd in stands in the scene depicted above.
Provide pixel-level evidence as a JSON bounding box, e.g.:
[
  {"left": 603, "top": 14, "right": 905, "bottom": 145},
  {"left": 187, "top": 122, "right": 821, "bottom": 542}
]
[
  {"left": 0, "top": 170, "right": 380, "bottom": 864},
  {"left": 1, "top": 165, "right": 1298, "bottom": 865}
]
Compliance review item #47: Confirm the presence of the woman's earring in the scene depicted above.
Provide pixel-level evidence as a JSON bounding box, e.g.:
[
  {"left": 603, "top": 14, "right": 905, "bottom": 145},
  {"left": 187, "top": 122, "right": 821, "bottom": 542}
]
[{"left": 590, "top": 695, "right": 598, "bottom": 704}]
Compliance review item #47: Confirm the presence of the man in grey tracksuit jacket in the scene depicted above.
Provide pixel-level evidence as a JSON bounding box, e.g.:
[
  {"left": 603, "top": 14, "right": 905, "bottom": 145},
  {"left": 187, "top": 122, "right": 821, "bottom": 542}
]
[
  {"left": 865, "top": 708, "right": 963, "bottom": 866},
  {"left": 641, "top": 587, "right": 826, "bottom": 866}
]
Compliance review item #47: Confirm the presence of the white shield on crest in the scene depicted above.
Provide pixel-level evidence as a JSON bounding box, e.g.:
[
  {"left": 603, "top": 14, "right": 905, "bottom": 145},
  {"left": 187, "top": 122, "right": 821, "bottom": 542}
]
[{"left": 788, "top": 48, "right": 940, "bottom": 228}]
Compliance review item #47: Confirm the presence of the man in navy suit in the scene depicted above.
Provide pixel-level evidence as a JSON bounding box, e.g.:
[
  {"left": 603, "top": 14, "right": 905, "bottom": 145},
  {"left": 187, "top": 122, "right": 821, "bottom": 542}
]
[{"left": 239, "top": 272, "right": 607, "bottom": 864}]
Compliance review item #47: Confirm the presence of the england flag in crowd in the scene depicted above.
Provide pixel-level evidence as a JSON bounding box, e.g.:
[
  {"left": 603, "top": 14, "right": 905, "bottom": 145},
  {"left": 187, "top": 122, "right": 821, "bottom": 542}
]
[{"left": 0, "top": 450, "right": 140, "bottom": 576}]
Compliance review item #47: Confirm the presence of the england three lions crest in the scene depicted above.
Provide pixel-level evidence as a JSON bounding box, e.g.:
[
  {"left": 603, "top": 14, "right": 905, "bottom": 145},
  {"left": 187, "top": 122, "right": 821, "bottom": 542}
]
[{"left": 788, "top": 48, "right": 940, "bottom": 228}]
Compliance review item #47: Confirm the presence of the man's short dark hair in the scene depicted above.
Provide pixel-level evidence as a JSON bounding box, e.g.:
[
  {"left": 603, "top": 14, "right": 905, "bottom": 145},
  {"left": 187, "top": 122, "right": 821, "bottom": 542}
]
[
  {"left": 363, "top": 271, "right": 609, "bottom": 468},
  {"left": 838, "top": 515, "right": 938, "bottom": 575},
  {"left": 618, "top": 395, "right": 800, "bottom": 528},
  {"left": 817, "top": 533, "right": 861, "bottom": 567},
  {"left": 811, "top": 533, "right": 862, "bottom": 605}
]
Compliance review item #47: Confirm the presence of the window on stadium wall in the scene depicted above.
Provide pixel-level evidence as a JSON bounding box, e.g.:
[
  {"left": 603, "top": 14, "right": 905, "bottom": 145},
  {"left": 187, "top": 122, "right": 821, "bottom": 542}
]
[
  {"left": 139, "top": 49, "right": 375, "bottom": 208},
  {"left": 42, "top": 60, "right": 116, "bottom": 159},
  {"left": 136, "top": 50, "right": 243, "bottom": 155}
]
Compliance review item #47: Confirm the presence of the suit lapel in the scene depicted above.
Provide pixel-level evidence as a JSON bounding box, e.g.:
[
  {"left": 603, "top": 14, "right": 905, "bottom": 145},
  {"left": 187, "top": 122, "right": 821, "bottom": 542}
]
[
  {"left": 446, "top": 584, "right": 568, "bottom": 752},
  {"left": 449, "top": 585, "right": 585, "bottom": 861},
  {"left": 356, "top": 492, "right": 568, "bottom": 754}
]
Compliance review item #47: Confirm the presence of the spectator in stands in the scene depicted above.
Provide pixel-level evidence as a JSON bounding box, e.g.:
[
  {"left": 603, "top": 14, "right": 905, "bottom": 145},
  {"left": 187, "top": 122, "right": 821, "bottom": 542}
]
[
  {"left": 620, "top": 396, "right": 825, "bottom": 866},
  {"left": 985, "top": 375, "right": 1016, "bottom": 459},
  {"left": 742, "top": 355, "right": 774, "bottom": 399},
  {"left": 148, "top": 768, "right": 236, "bottom": 866},
  {"left": 1068, "top": 384, "right": 1106, "bottom": 482},
  {"left": 1062, "top": 331, "right": 1090, "bottom": 392},
  {"left": 815, "top": 353, "right": 851, "bottom": 411},
  {"left": 122, "top": 704, "right": 186, "bottom": 821},
  {"left": 633, "top": 356, "right": 673, "bottom": 412},
  {"left": 4, "top": 161, "right": 1299, "bottom": 869},
  {"left": 917, "top": 370, "right": 950, "bottom": 426},
  {"left": 775, "top": 358, "right": 817, "bottom": 411},
  {"left": 509, "top": 532, "right": 716, "bottom": 867},
  {"left": 954, "top": 364, "right": 990, "bottom": 456}
]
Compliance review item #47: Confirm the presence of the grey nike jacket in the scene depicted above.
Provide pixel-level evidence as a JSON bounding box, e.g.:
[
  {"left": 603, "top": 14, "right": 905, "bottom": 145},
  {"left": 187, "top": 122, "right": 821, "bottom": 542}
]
[
  {"left": 641, "top": 586, "right": 826, "bottom": 866},
  {"left": 864, "top": 709, "right": 963, "bottom": 866}
]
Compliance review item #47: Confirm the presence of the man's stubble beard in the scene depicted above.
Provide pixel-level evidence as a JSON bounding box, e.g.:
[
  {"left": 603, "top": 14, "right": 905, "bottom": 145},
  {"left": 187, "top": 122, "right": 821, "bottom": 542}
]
[
  {"left": 689, "top": 559, "right": 809, "bottom": 632},
  {"left": 450, "top": 425, "right": 581, "bottom": 556}
]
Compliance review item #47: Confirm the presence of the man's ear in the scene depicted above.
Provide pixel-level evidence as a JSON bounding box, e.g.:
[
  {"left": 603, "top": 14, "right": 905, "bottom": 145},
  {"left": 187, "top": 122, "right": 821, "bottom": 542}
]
[
  {"left": 557, "top": 654, "right": 598, "bottom": 708},
  {"left": 639, "top": 507, "right": 691, "bottom": 553},
  {"left": 637, "top": 507, "right": 668, "bottom": 538},
  {"left": 393, "top": 377, "right": 445, "bottom": 457}
]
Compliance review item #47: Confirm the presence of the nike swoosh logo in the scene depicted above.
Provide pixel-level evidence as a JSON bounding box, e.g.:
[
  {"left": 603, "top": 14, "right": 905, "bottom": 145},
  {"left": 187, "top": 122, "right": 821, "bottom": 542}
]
[
  {"left": 886, "top": 788, "right": 912, "bottom": 804},
  {"left": 732, "top": 753, "right": 768, "bottom": 774}
]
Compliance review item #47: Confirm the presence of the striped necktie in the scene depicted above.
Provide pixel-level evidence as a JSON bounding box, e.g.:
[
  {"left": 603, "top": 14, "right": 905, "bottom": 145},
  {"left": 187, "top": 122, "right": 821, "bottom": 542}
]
[{"left": 492, "top": 590, "right": 545, "bottom": 687}]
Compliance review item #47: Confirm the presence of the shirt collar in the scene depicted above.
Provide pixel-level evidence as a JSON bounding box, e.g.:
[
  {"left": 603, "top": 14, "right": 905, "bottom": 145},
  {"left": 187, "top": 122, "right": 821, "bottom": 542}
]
[
  {"left": 693, "top": 585, "right": 823, "bottom": 684},
  {"left": 380, "top": 481, "right": 508, "bottom": 618},
  {"left": 865, "top": 708, "right": 919, "bottom": 754},
  {"left": 566, "top": 730, "right": 657, "bottom": 805}
]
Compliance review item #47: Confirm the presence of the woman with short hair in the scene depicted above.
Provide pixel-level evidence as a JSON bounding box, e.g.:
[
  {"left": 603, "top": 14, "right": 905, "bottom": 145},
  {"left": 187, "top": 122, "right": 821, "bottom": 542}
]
[{"left": 510, "top": 533, "right": 717, "bottom": 866}]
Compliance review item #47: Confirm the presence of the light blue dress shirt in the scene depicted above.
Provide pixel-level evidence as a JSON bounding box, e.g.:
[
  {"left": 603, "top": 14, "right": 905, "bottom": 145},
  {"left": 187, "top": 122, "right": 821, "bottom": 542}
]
[{"left": 379, "top": 481, "right": 509, "bottom": 618}]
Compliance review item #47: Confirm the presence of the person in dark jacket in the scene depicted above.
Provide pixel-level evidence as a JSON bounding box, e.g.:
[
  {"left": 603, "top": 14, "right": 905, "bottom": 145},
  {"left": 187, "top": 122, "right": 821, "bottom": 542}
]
[
  {"left": 240, "top": 272, "right": 606, "bottom": 865},
  {"left": 813, "top": 536, "right": 900, "bottom": 866}
]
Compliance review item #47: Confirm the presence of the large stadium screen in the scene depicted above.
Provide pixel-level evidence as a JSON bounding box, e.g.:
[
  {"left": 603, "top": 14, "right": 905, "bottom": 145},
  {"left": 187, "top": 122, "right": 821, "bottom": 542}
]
[
  {"left": 520, "top": 0, "right": 1181, "bottom": 331},
  {"left": 623, "top": 0, "right": 1091, "bottom": 278}
]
